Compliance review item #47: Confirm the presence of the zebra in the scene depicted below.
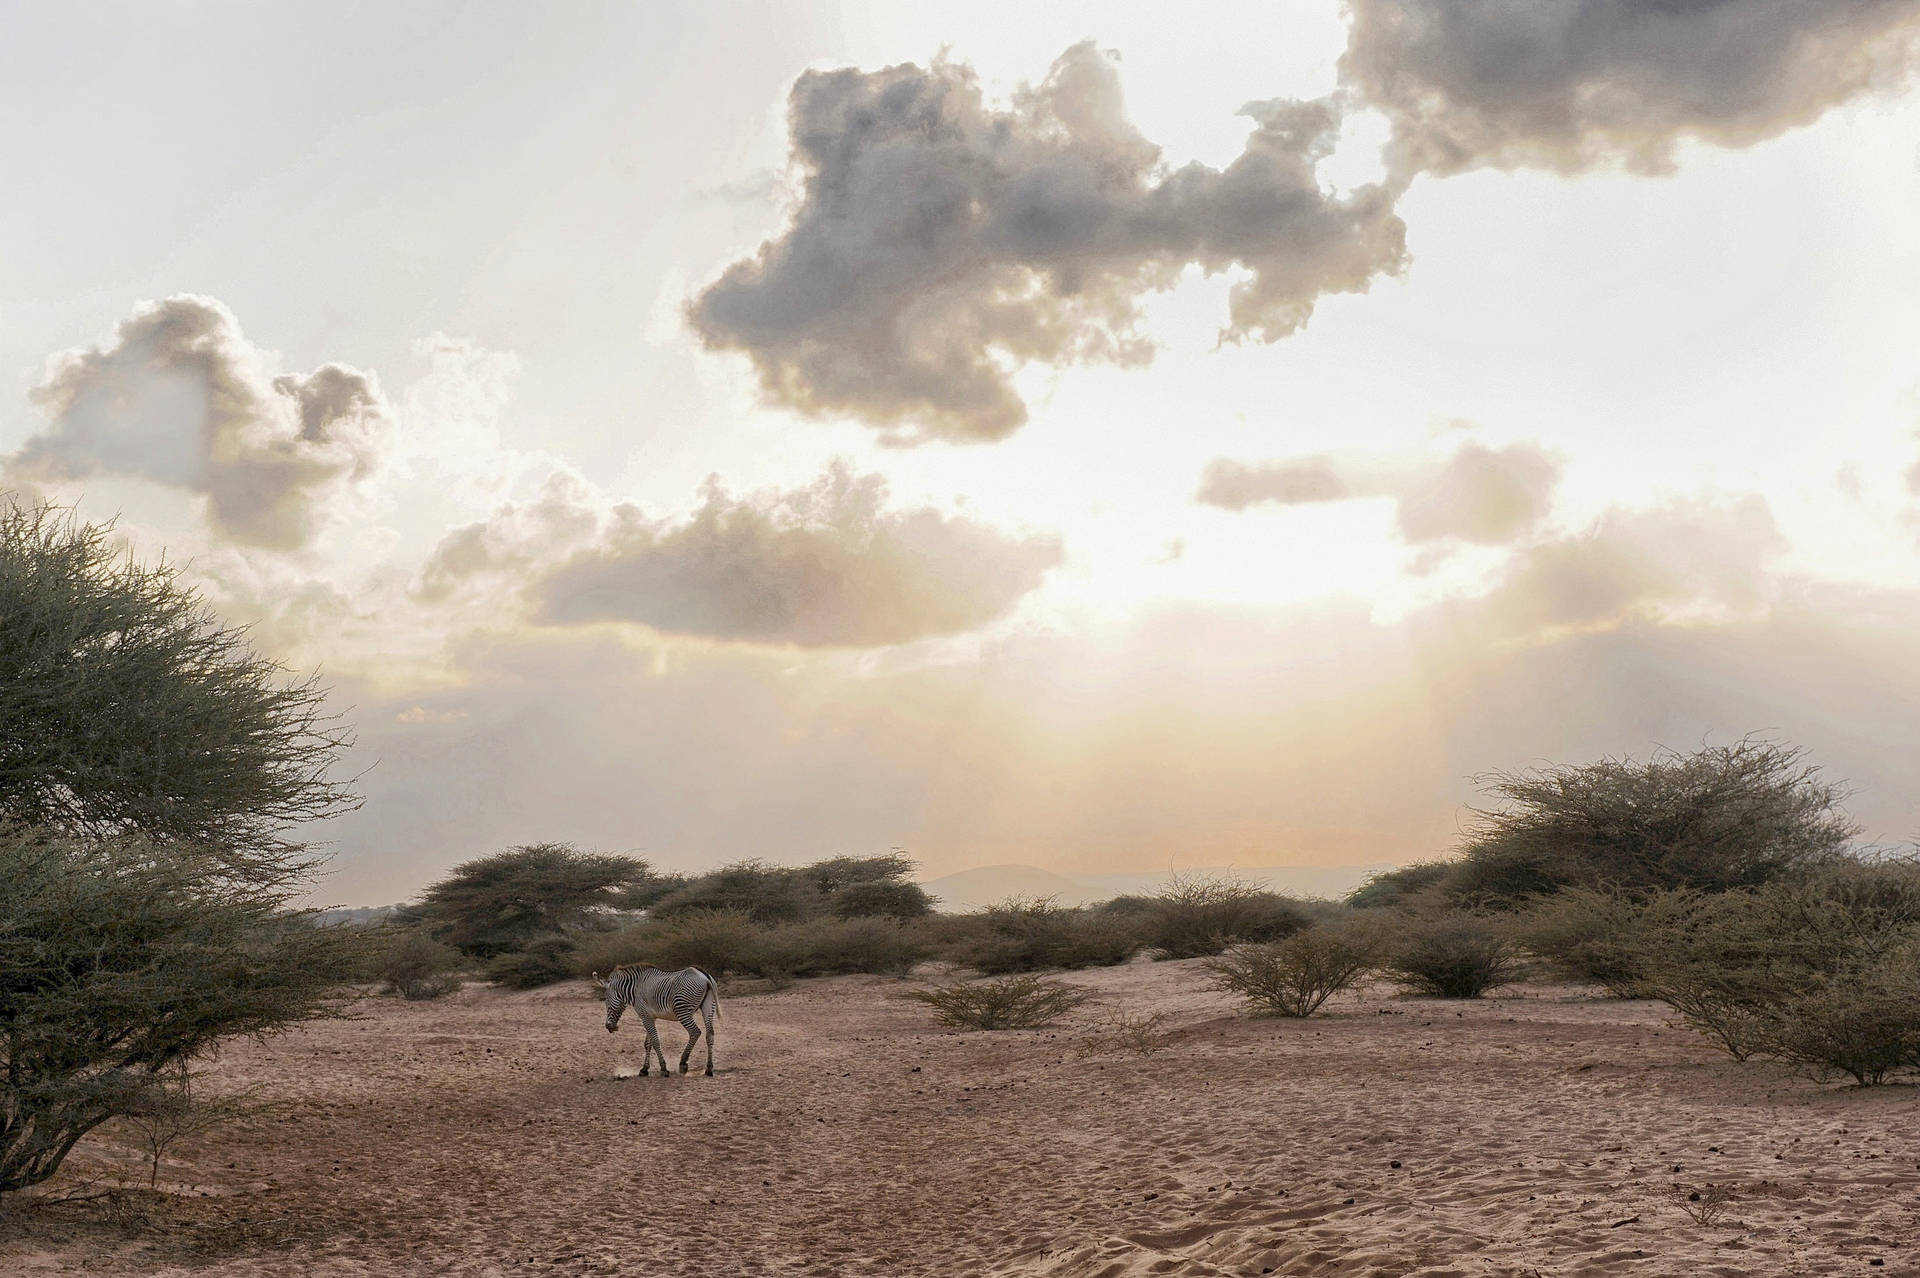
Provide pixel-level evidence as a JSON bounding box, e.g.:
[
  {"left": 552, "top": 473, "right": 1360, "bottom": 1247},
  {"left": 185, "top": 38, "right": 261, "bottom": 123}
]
[{"left": 593, "top": 965, "right": 719, "bottom": 1077}]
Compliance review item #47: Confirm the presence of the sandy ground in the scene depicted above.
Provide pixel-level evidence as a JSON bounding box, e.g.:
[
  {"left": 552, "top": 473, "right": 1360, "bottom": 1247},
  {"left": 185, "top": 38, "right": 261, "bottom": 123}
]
[{"left": 3, "top": 959, "right": 1917, "bottom": 1277}]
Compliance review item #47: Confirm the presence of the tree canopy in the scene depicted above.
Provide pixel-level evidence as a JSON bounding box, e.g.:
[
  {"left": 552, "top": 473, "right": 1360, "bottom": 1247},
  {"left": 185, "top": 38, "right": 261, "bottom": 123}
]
[
  {"left": 1447, "top": 739, "right": 1857, "bottom": 906},
  {"left": 0, "top": 504, "right": 359, "bottom": 884},
  {"left": 413, "top": 842, "right": 658, "bottom": 958}
]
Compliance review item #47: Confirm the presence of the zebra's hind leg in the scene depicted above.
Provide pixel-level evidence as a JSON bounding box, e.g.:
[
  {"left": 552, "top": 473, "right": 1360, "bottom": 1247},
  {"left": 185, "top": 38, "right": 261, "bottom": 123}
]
[
  {"left": 676, "top": 1011, "right": 701, "bottom": 1075},
  {"left": 703, "top": 1004, "right": 715, "bottom": 1077}
]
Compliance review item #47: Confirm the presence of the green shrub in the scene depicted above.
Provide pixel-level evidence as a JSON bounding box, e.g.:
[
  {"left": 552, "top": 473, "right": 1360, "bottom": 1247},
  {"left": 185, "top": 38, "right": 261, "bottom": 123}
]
[
  {"left": 1621, "top": 863, "right": 1920, "bottom": 1078},
  {"left": 1204, "top": 921, "right": 1382, "bottom": 1017},
  {"left": 905, "top": 974, "right": 1094, "bottom": 1030},
  {"left": 1763, "top": 956, "right": 1920, "bottom": 1086},
  {"left": 1518, "top": 886, "right": 1705, "bottom": 995},
  {"left": 1387, "top": 914, "right": 1523, "bottom": 998},
  {"left": 801, "top": 852, "right": 918, "bottom": 894},
  {"left": 937, "top": 898, "right": 1141, "bottom": 973},
  {"left": 1135, "top": 874, "right": 1310, "bottom": 959},
  {"left": 648, "top": 860, "right": 817, "bottom": 923},
  {"left": 830, "top": 878, "right": 934, "bottom": 919},
  {"left": 379, "top": 928, "right": 465, "bottom": 1000},
  {"left": 752, "top": 916, "right": 928, "bottom": 981},
  {"left": 1449, "top": 740, "right": 1856, "bottom": 908},
  {"left": 485, "top": 934, "right": 577, "bottom": 989},
  {"left": 620, "top": 908, "right": 764, "bottom": 975},
  {"left": 1345, "top": 862, "right": 1454, "bottom": 911}
]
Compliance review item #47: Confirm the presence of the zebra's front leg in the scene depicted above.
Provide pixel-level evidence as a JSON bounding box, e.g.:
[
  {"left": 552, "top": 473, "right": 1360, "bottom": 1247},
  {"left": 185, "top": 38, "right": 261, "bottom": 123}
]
[
  {"left": 640, "top": 1013, "right": 666, "bottom": 1078},
  {"left": 676, "top": 1012, "right": 701, "bottom": 1075}
]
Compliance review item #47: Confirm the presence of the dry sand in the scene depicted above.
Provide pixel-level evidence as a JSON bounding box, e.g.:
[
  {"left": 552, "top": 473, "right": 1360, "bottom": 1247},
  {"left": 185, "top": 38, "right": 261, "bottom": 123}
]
[{"left": 4, "top": 958, "right": 1917, "bottom": 1276}]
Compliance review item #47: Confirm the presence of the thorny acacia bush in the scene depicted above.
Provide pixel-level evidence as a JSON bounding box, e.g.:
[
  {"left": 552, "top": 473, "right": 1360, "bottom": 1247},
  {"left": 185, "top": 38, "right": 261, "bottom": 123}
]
[
  {"left": 905, "top": 974, "right": 1095, "bottom": 1031},
  {"left": 1445, "top": 740, "right": 1856, "bottom": 907},
  {"left": 377, "top": 928, "right": 465, "bottom": 1000},
  {"left": 1126, "top": 873, "right": 1312, "bottom": 959},
  {"left": 930, "top": 897, "right": 1141, "bottom": 973},
  {"left": 1386, "top": 914, "right": 1524, "bottom": 999},
  {"left": 1517, "top": 886, "right": 1705, "bottom": 995},
  {"left": 1073, "top": 1010, "right": 1176, "bottom": 1058},
  {"left": 1205, "top": 920, "right": 1383, "bottom": 1017},
  {"left": 747, "top": 916, "right": 929, "bottom": 983},
  {"left": 485, "top": 935, "right": 579, "bottom": 990},
  {"left": 1346, "top": 862, "right": 1453, "bottom": 911},
  {"left": 1618, "top": 862, "right": 1920, "bottom": 1083}
]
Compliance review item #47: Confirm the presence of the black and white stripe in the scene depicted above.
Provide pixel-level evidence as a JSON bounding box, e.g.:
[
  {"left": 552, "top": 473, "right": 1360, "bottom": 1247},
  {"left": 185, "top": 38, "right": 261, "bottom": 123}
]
[{"left": 598, "top": 965, "right": 719, "bottom": 1077}]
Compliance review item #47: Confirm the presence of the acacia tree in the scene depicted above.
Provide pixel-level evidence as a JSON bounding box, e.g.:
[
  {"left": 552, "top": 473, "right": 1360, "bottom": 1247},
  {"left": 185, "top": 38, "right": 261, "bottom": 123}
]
[
  {"left": 0, "top": 504, "right": 359, "bottom": 884},
  {"left": 0, "top": 502, "right": 363, "bottom": 1194},
  {"left": 1448, "top": 739, "right": 1857, "bottom": 906},
  {"left": 413, "top": 843, "right": 657, "bottom": 959}
]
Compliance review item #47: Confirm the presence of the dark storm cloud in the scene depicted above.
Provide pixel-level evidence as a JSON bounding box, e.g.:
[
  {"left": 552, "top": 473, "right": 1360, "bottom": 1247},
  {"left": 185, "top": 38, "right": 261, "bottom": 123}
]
[
  {"left": 1198, "top": 440, "right": 1561, "bottom": 545},
  {"left": 689, "top": 42, "right": 1408, "bottom": 442},
  {"left": 15, "top": 296, "right": 391, "bottom": 549},
  {"left": 1340, "top": 0, "right": 1920, "bottom": 175},
  {"left": 526, "top": 464, "right": 1063, "bottom": 647}
]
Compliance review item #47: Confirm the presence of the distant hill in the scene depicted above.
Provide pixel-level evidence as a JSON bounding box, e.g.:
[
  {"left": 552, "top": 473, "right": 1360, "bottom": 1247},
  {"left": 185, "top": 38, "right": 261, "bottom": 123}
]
[
  {"left": 920, "top": 863, "right": 1395, "bottom": 913},
  {"left": 918, "top": 864, "right": 1109, "bottom": 912}
]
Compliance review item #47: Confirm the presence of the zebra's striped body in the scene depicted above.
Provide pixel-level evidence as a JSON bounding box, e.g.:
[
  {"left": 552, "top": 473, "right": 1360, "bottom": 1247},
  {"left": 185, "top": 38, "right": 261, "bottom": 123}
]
[{"left": 599, "top": 965, "right": 719, "bottom": 1077}]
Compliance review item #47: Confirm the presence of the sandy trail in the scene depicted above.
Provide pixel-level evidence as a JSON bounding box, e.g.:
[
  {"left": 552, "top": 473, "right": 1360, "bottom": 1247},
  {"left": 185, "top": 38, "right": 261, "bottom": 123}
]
[{"left": 5, "top": 959, "right": 1917, "bottom": 1276}]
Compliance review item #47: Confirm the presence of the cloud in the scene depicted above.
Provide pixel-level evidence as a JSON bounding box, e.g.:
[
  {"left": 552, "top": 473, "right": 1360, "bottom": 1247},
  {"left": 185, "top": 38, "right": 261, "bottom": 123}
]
[
  {"left": 1197, "top": 439, "right": 1561, "bottom": 545},
  {"left": 1461, "top": 494, "right": 1784, "bottom": 638},
  {"left": 528, "top": 463, "right": 1063, "bottom": 647},
  {"left": 688, "top": 42, "right": 1408, "bottom": 443},
  {"left": 1395, "top": 440, "right": 1561, "bottom": 544},
  {"left": 1196, "top": 455, "right": 1350, "bottom": 510},
  {"left": 1341, "top": 0, "right": 1920, "bottom": 176},
  {"left": 14, "top": 296, "right": 392, "bottom": 548},
  {"left": 413, "top": 470, "right": 603, "bottom": 604}
]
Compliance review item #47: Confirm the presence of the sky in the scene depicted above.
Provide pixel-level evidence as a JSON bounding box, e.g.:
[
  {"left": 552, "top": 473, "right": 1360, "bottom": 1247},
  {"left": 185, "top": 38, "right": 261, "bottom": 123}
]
[{"left": 5, "top": 1, "right": 1920, "bottom": 905}]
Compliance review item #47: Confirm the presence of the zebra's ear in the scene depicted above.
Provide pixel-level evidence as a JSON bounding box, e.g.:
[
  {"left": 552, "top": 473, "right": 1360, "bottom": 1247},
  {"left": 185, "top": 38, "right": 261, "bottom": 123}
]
[{"left": 590, "top": 970, "right": 607, "bottom": 991}]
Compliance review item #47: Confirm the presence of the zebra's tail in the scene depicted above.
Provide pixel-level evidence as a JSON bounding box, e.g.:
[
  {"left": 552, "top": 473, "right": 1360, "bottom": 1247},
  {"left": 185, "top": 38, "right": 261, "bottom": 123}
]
[{"left": 693, "top": 965, "right": 720, "bottom": 1020}]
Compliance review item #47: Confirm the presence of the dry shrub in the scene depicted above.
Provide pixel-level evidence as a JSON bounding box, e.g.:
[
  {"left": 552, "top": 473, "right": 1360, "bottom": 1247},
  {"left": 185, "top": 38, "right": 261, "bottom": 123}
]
[
  {"left": 590, "top": 908, "right": 759, "bottom": 976},
  {"left": 1073, "top": 1010, "right": 1176, "bottom": 1058},
  {"left": 1667, "top": 1183, "right": 1737, "bottom": 1227},
  {"left": 1585, "top": 862, "right": 1920, "bottom": 1082},
  {"left": 905, "top": 974, "right": 1094, "bottom": 1030},
  {"left": 1139, "top": 873, "right": 1310, "bottom": 959},
  {"left": 750, "top": 916, "right": 928, "bottom": 983},
  {"left": 1205, "top": 921, "right": 1382, "bottom": 1016},
  {"left": 935, "top": 898, "right": 1140, "bottom": 973},
  {"left": 1387, "top": 914, "right": 1523, "bottom": 998},
  {"left": 378, "top": 928, "right": 464, "bottom": 1000},
  {"left": 484, "top": 934, "right": 577, "bottom": 989},
  {"left": 1518, "top": 886, "right": 1702, "bottom": 995}
]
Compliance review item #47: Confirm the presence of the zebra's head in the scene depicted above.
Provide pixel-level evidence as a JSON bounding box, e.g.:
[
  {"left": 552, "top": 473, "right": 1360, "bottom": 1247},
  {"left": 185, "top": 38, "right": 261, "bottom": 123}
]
[{"left": 595, "top": 969, "right": 626, "bottom": 1033}]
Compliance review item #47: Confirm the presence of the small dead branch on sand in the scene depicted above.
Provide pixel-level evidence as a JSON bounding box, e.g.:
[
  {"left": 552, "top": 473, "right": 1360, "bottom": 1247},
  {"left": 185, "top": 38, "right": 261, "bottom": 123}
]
[{"left": 1667, "top": 1182, "right": 1737, "bottom": 1226}]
